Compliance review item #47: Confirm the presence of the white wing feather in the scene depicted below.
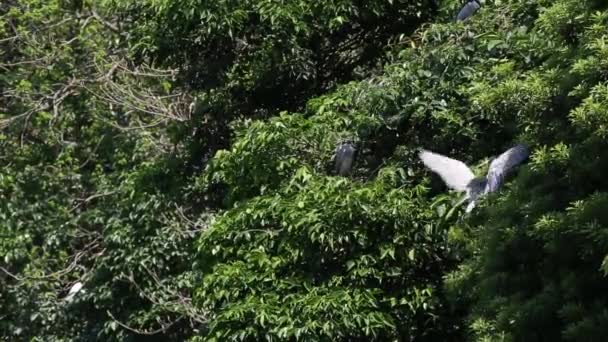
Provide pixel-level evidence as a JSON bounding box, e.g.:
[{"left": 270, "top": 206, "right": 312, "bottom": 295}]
[
  {"left": 68, "top": 282, "right": 83, "bottom": 295},
  {"left": 419, "top": 150, "right": 475, "bottom": 192},
  {"left": 64, "top": 282, "right": 84, "bottom": 302}
]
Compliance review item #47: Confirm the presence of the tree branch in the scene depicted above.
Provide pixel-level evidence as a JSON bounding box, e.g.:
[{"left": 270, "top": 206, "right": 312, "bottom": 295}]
[{"left": 106, "top": 310, "right": 183, "bottom": 336}]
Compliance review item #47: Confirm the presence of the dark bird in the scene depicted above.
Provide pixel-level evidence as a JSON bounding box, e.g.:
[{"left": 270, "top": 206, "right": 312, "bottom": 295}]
[
  {"left": 335, "top": 140, "right": 357, "bottom": 176},
  {"left": 419, "top": 144, "right": 529, "bottom": 212},
  {"left": 456, "top": 0, "right": 482, "bottom": 22}
]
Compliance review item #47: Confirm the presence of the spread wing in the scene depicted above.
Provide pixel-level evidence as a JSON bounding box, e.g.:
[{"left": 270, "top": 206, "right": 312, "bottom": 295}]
[
  {"left": 485, "top": 144, "right": 529, "bottom": 193},
  {"left": 419, "top": 149, "right": 475, "bottom": 192}
]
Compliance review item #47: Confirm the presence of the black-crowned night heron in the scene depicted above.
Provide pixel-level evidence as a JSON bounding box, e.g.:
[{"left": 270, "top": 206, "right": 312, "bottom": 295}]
[
  {"left": 64, "top": 281, "right": 84, "bottom": 303},
  {"left": 335, "top": 140, "right": 357, "bottom": 176},
  {"left": 418, "top": 144, "right": 529, "bottom": 212},
  {"left": 456, "top": 0, "right": 482, "bottom": 22}
]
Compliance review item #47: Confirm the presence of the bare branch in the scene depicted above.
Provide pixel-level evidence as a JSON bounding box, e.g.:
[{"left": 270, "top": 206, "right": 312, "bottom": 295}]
[
  {"left": 69, "top": 191, "right": 118, "bottom": 213},
  {"left": 0, "top": 267, "right": 24, "bottom": 281},
  {"left": 0, "top": 35, "right": 19, "bottom": 43},
  {"left": 0, "top": 57, "right": 48, "bottom": 68},
  {"left": 1, "top": 31, "right": 191, "bottom": 136},
  {"left": 91, "top": 10, "right": 120, "bottom": 33},
  {"left": 0, "top": 238, "right": 102, "bottom": 283},
  {"left": 170, "top": 205, "right": 213, "bottom": 236},
  {"left": 119, "top": 265, "right": 208, "bottom": 326},
  {"left": 106, "top": 310, "right": 183, "bottom": 336}
]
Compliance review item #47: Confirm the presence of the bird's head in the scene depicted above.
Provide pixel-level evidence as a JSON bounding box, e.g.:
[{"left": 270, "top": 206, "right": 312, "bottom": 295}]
[{"left": 337, "top": 138, "right": 356, "bottom": 146}]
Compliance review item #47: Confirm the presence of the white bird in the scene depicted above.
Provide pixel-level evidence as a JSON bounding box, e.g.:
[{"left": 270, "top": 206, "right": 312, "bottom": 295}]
[
  {"left": 419, "top": 144, "right": 529, "bottom": 213},
  {"left": 64, "top": 281, "right": 85, "bottom": 303},
  {"left": 335, "top": 140, "right": 357, "bottom": 176}
]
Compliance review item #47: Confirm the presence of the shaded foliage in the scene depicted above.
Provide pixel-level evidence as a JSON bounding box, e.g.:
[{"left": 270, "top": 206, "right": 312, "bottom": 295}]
[
  {"left": 103, "top": 0, "right": 439, "bottom": 114},
  {"left": 3, "top": 0, "right": 608, "bottom": 340}
]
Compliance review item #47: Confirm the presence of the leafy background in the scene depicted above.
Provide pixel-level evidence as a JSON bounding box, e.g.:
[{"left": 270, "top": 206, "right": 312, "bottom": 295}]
[{"left": 2, "top": 0, "right": 608, "bottom": 340}]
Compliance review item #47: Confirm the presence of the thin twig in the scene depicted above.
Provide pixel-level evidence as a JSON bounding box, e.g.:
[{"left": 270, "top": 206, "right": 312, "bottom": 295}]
[
  {"left": 106, "top": 310, "right": 183, "bottom": 335},
  {"left": 0, "top": 267, "right": 23, "bottom": 281},
  {"left": 91, "top": 10, "right": 120, "bottom": 33},
  {"left": 69, "top": 191, "right": 118, "bottom": 213}
]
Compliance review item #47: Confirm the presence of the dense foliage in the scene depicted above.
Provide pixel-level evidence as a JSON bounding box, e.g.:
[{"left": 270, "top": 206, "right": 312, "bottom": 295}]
[
  {"left": 103, "top": 0, "right": 438, "bottom": 112},
  {"left": 196, "top": 168, "right": 455, "bottom": 340},
  {"left": 2, "top": 0, "right": 608, "bottom": 340}
]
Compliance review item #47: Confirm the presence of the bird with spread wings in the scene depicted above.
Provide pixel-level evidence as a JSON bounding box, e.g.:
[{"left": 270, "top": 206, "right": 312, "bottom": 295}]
[{"left": 418, "top": 144, "right": 529, "bottom": 213}]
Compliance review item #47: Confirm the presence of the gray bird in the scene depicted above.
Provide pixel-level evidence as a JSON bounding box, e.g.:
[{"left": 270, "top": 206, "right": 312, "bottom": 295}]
[
  {"left": 456, "top": 0, "right": 482, "bottom": 22},
  {"left": 419, "top": 144, "right": 529, "bottom": 212},
  {"left": 335, "top": 140, "right": 357, "bottom": 176}
]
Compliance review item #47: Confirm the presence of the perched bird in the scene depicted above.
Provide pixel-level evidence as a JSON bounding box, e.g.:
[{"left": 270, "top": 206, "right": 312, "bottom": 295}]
[
  {"left": 456, "top": 0, "right": 482, "bottom": 22},
  {"left": 418, "top": 144, "right": 529, "bottom": 212},
  {"left": 63, "top": 281, "right": 85, "bottom": 303},
  {"left": 334, "top": 140, "right": 357, "bottom": 176}
]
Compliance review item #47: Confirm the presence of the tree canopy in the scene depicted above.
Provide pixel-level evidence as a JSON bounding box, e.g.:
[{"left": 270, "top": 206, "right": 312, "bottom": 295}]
[{"left": 2, "top": 0, "right": 608, "bottom": 340}]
